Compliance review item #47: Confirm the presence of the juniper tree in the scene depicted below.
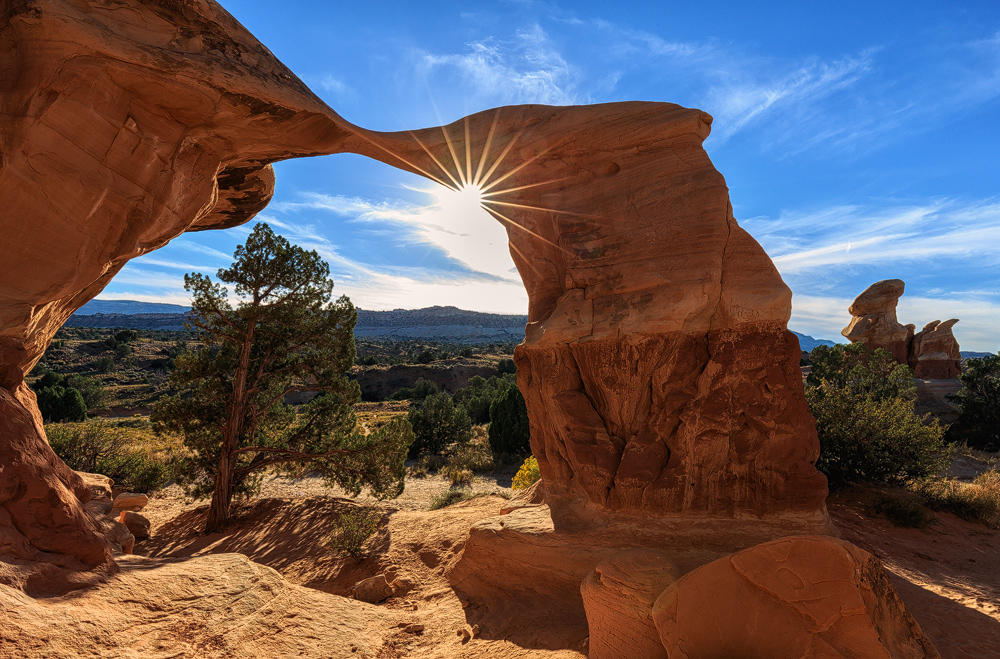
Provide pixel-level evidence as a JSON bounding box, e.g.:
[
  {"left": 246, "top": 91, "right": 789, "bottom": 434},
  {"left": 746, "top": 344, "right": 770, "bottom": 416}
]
[{"left": 152, "top": 223, "right": 412, "bottom": 532}]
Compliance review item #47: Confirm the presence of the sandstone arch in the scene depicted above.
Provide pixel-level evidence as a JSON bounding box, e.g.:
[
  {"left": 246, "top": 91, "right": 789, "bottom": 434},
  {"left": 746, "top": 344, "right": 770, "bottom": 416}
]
[{"left": 1, "top": 0, "right": 830, "bottom": 588}]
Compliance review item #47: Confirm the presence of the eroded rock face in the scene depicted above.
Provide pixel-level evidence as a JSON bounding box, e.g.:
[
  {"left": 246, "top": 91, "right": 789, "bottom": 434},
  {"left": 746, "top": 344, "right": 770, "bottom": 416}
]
[
  {"left": 910, "top": 320, "right": 962, "bottom": 379},
  {"left": 842, "top": 279, "right": 911, "bottom": 364},
  {"left": 3, "top": 0, "right": 831, "bottom": 582},
  {"left": 1, "top": 0, "right": 356, "bottom": 588},
  {"left": 841, "top": 281, "right": 962, "bottom": 380},
  {"left": 345, "top": 104, "right": 831, "bottom": 530},
  {"left": 651, "top": 535, "right": 940, "bottom": 659}
]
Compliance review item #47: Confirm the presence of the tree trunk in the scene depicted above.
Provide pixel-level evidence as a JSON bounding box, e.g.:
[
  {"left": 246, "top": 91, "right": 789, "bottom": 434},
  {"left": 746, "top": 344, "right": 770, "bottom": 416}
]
[
  {"left": 204, "top": 317, "right": 256, "bottom": 533},
  {"left": 204, "top": 454, "right": 232, "bottom": 533}
]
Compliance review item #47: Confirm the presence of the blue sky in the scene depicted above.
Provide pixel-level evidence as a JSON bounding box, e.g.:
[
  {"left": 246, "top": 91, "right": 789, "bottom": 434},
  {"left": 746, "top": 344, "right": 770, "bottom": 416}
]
[{"left": 100, "top": 1, "right": 1000, "bottom": 350}]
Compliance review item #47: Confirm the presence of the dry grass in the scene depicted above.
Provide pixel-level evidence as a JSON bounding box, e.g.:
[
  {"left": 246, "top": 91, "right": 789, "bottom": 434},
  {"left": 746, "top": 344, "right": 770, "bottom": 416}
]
[{"left": 915, "top": 470, "right": 1000, "bottom": 528}]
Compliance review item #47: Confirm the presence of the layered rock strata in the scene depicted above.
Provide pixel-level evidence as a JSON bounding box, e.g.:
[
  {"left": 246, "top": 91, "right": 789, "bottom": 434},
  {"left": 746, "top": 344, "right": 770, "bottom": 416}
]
[
  {"left": 841, "top": 281, "right": 962, "bottom": 379},
  {"left": 348, "top": 104, "right": 832, "bottom": 532},
  {"left": 909, "top": 319, "right": 962, "bottom": 379},
  {"left": 841, "top": 279, "right": 911, "bottom": 364}
]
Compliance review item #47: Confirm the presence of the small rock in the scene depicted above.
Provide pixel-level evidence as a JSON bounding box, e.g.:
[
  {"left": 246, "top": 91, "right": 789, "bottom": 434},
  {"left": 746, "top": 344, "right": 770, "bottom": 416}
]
[
  {"left": 471, "top": 624, "right": 479, "bottom": 638},
  {"left": 76, "top": 472, "right": 113, "bottom": 500},
  {"left": 402, "top": 624, "right": 424, "bottom": 634},
  {"left": 112, "top": 492, "right": 149, "bottom": 512},
  {"left": 458, "top": 627, "right": 471, "bottom": 643},
  {"left": 121, "top": 511, "right": 151, "bottom": 539},
  {"left": 85, "top": 498, "right": 113, "bottom": 516},
  {"left": 351, "top": 574, "right": 395, "bottom": 604}
]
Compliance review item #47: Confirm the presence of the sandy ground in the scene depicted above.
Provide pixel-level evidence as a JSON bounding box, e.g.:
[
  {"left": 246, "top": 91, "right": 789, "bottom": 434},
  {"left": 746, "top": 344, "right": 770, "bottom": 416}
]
[
  {"left": 830, "top": 494, "right": 1000, "bottom": 659},
  {"left": 135, "top": 471, "right": 1000, "bottom": 659}
]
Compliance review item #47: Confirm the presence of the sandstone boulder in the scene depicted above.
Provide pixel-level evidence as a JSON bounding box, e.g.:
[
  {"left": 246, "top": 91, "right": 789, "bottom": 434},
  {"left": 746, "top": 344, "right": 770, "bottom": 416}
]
[
  {"left": 352, "top": 573, "right": 395, "bottom": 604},
  {"left": 842, "top": 279, "right": 911, "bottom": 363},
  {"left": 910, "top": 319, "right": 962, "bottom": 379},
  {"left": 112, "top": 492, "right": 149, "bottom": 513},
  {"left": 582, "top": 548, "right": 679, "bottom": 659},
  {"left": 651, "top": 535, "right": 940, "bottom": 659},
  {"left": 121, "top": 511, "right": 151, "bottom": 540}
]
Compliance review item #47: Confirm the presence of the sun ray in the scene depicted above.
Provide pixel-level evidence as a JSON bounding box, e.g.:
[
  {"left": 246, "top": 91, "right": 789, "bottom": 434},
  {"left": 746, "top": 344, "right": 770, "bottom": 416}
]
[
  {"left": 478, "top": 128, "right": 525, "bottom": 190},
  {"left": 464, "top": 117, "right": 473, "bottom": 187},
  {"left": 480, "top": 176, "right": 573, "bottom": 198},
  {"left": 408, "top": 130, "right": 462, "bottom": 190},
  {"left": 473, "top": 110, "right": 501, "bottom": 187},
  {"left": 348, "top": 131, "right": 455, "bottom": 190},
  {"left": 440, "top": 124, "right": 466, "bottom": 187},
  {"left": 480, "top": 143, "right": 559, "bottom": 194},
  {"left": 484, "top": 205, "right": 570, "bottom": 254},
  {"left": 506, "top": 236, "right": 546, "bottom": 280},
  {"left": 483, "top": 199, "right": 606, "bottom": 221}
]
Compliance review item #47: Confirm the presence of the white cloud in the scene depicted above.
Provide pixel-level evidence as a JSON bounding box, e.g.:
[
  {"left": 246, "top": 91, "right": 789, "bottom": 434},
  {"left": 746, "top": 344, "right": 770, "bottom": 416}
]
[{"left": 421, "top": 24, "right": 582, "bottom": 105}]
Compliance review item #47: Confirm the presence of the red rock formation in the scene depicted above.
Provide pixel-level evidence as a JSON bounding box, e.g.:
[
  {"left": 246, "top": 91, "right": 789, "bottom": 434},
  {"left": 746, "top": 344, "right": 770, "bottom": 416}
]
[
  {"left": 651, "top": 535, "right": 940, "bottom": 659},
  {"left": 910, "top": 319, "right": 962, "bottom": 379},
  {"left": 0, "top": 0, "right": 358, "bottom": 589},
  {"left": 346, "top": 104, "right": 831, "bottom": 532},
  {"left": 842, "top": 279, "right": 911, "bottom": 364}
]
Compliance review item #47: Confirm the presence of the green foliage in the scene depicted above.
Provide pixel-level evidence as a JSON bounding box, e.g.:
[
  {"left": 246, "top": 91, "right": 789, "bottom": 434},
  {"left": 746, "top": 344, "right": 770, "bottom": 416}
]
[
  {"left": 389, "top": 378, "right": 439, "bottom": 401},
  {"left": 407, "top": 392, "right": 472, "bottom": 458},
  {"left": 445, "top": 466, "right": 473, "bottom": 487},
  {"left": 453, "top": 373, "right": 515, "bottom": 424},
  {"left": 488, "top": 384, "right": 531, "bottom": 457},
  {"left": 444, "top": 435, "right": 495, "bottom": 473},
  {"left": 512, "top": 455, "right": 540, "bottom": 490},
  {"left": 151, "top": 223, "right": 411, "bottom": 532},
  {"left": 866, "top": 490, "right": 935, "bottom": 528},
  {"left": 35, "top": 384, "right": 87, "bottom": 422},
  {"left": 47, "top": 421, "right": 170, "bottom": 492},
  {"left": 415, "top": 349, "right": 435, "bottom": 364},
  {"left": 113, "top": 329, "right": 140, "bottom": 344},
  {"left": 94, "top": 356, "right": 115, "bottom": 373},
  {"left": 329, "top": 506, "right": 382, "bottom": 559},
  {"left": 496, "top": 358, "right": 516, "bottom": 375},
  {"left": 429, "top": 490, "right": 476, "bottom": 510},
  {"left": 948, "top": 353, "right": 1000, "bottom": 451},
  {"left": 806, "top": 343, "right": 948, "bottom": 488},
  {"left": 807, "top": 342, "right": 916, "bottom": 402}
]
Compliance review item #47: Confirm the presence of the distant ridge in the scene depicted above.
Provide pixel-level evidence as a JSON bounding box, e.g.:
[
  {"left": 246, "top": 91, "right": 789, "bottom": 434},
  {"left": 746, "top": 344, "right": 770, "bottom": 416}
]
[
  {"left": 791, "top": 331, "right": 837, "bottom": 352},
  {"left": 68, "top": 300, "right": 845, "bottom": 348},
  {"left": 76, "top": 299, "right": 191, "bottom": 315}
]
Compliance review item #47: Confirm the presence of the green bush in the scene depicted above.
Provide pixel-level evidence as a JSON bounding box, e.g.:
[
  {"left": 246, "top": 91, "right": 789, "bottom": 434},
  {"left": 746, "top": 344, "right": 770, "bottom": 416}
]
[
  {"left": 46, "top": 421, "right": 171, "bottom": 492},
  {"left": 806, "top": 343, "right": 948, "bottom": 488},
  {"left": 389, "top": 378, "right": 439, "bottom": 401},
  {"left": 914, "top": 470, "right": 1000, "bottom": 528},
  {"left": 948, "top": 353, "right": 1000, "bottom": 451},
  {"left": 497, "top": 358, "right": 516, "bottom": 375},
  {"left": 407, "top": 392, "right": 472, "bottom": 458},
  {"left": 329, "top": 506, "right": 382, "bottom": 559},
  {"left": 453, "top": 373, "right": 516, "bottom": 424},
  {"left": 488, "top": 384, "right": 531, "bottom": 457},
  {"left": 35, "top": 385, "right": 87, "bottom": 422}
]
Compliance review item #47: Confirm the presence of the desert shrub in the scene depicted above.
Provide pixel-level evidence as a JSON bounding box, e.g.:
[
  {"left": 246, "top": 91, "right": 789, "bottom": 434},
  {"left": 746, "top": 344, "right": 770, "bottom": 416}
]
[
  {"left": 488, "top": 384, "right": 531, "bottom": 457},
  {"left": 415, "top": 349, "right": 435, "bottom": 364},
  {"left": 512, "top": 456, "right": 540, "bottom": 490},
  {"left": 454, "top": 374, "right": 515, "bottom": 424},
  {"left": 407, "top": 464, "right": 428, "bottom": 478},
  {"left": 33, "top": 372, "right": 105, "bottom": 416},
  {"left": 445, "top": 467, "right": 473, "bottom": 488},
  {"left": 806, "top": 343, "right": 948, "bottom": 488},
  {"left": 94, "top": 356, "right": 115, "bottom": 373},
  {"left": 407, "top": 392, "right": 472, "bottom": 458},
  {"left": 329, "top": 506, "right": 382, "bottom": 559},
  {"left": 113, "top": 329, "right": 140, "bottom": 344},
  {"left": 496, "top": 358, "right": 516, "bottom": 375},
  {"left": 47, "top": 421, "right": 171, "bottom": 492},
  {"left": 444, "top": 435, "right": 495, "bottom": 473},
  {"left": 429, "top": 490, "right": 476, "bottom": 510},
  {"left": 866, "top": 490, "right": 935, "bottom": 528},
  {"left": 914, "top": 470, "right": 1000, "bottom": 528},
  {"left": 947, "top": 353, "right": 1000, "bottom": 451},
  {"left": 389, "top": 378, "right": 439, "bottom": 401}
]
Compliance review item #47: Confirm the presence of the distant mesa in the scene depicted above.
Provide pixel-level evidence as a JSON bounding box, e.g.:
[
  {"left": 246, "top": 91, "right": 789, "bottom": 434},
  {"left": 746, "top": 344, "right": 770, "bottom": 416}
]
[{"left": 841, "top": 279, "right": 962, "bottom": 379}]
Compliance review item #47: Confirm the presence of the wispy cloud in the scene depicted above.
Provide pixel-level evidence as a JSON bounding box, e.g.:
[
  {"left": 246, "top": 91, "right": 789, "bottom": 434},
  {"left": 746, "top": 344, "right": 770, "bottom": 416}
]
[
  {"left": 745, "top": 200, "right": 1000, "bottom": 273},
  {"left": 420, "top": 24, "right": 582, "bottom": 105}
]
